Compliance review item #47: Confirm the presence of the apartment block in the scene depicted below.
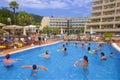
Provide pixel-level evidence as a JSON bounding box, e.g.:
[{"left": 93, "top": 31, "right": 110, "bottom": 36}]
[
  {"left": 49, "top": 17, "right": 90, "bottom": 34},
  {"left": 85, "top": 0, "right": 120, "bottom": 35}
]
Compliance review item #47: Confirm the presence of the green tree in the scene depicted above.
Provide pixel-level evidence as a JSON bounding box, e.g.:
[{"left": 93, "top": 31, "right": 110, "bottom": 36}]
[
  {"left": 9, "top": 1, "right": 19, "bottom": 25},
  {"left": 0, "top": 8, "right": 13, "bottom": 25},
  {"left": 52, "top": 27, "right": 59, "bottom": 35},
  {"left": 0, "top": 29, "right": 4, "bottom": 35},
  {"left": 70, "top": 28, "right": 75, "bottom": 34},
  {"left": 43, "top": 25, "right": 51, "bottom": 35},
  {"left": 79, "top": 27, "right": 84, "bottom": 33},
  {"left": 103, "top": 32, "right": 114, "bottom": 41},
  {"left": 17, "top": 11, "right": 33, "bottom": 26}
]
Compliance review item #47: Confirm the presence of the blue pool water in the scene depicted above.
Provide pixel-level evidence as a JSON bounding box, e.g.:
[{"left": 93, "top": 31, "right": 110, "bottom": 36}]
[{"left": 0, "top": 42, "right": 120, "bottom": 80}]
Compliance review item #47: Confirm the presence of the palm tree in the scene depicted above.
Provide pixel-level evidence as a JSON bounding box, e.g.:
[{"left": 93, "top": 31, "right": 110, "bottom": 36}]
[{"left": 9, "top": 1, "right": 19, "bottom": 25}]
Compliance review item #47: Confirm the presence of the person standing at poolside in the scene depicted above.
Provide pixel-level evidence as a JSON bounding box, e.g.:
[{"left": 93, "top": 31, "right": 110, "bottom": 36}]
[{"left": 3, "top": 54, "right": 18, "bottom": 67}]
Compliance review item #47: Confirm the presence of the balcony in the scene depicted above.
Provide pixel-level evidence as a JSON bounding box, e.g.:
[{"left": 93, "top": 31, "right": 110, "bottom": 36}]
[
  {"left": 92, "top": 10, "right": 101, "bottom": 13},
  {"left": 93, "top": 0, "right": 102, "bottom": 2},
  {"left": 93, "top": 4, "right": 102, "bottom": 7},
  {"left": 103, "top": 8, "right": 115, "bottom": 12},
  {"left": 115, "top": 14, "right": 120, "bottom": 17},
  {"left": 101, "top": 21, "right": 114, "bottom": 25},
  {"left": 117, "top": 1, "right": 120, "bottom": 3},
  {"left": 91, "top": 16, "right": 101, "bottom": 19},
  {"left": 102, "top": 15, "right": 114, "bottom": 18},
  {"left": 103, "top": 1, "right": 115, "bottom": 6},
  {"left": 116, "top": 7, "right": 120, "bottom": 10},
  {"left": 86, "top": 28, "right": 120, "bottom": 32},
  {"left": 115, "top": 21, "right": 120, "bottom": 24},
  {"left": 86, "top": 22, "right": 100, "bottom": 26}
]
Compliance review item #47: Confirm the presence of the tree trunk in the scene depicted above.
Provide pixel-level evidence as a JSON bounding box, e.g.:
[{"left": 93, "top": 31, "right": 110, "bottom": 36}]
[{"left": 13, "top": 8, "right": 16, "bottom": 25}]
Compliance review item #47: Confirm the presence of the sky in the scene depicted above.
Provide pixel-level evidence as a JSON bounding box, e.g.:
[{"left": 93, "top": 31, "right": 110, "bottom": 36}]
[{"left": 0, "top": 0, "right": 92, "bottom": 18}]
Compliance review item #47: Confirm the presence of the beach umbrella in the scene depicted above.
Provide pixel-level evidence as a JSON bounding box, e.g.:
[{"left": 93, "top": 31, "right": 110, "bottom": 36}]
[
  {"left": 25, "top": 25, "right": 37, "bottom": 33},
  {"left": 2, "top": 25, "right": 22, "bottom": 29},
  {"left": 2, "top": 25, "right": 22, "bottom": 35}
]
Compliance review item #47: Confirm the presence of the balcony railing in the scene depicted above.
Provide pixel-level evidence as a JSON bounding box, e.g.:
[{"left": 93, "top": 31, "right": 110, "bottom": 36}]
[
  {"left": 86, "top": 23, "right": 100, "bottom": 26},
  {"left": 101, "top": 21, "right": 114, "bottom": 25},
  {"left": 104, "top": 1, "right": 115, "bottom": 5},
  {"left": 93, "top": 4, "right": 102, "bottom": 7},
  {"left": 91, "top": 16, "right": 101, "bottom": 19},
  {"left": 93, "top": 2, "right": 103, "bottom": 5},
  {"left": 86, "top": 28, "right": 120, "bottom": 32},
  {"left": 92, "top": 10, "right": 101, "bottom": 13},
  {"left": 93, "top": 0, "right": 101, "bottom": 2},
  {"left": 102, "top": 15, "right": 114, "bottom": 18},
  {"left": 103, "top": 8, "right": 115, "bottom": 12}
]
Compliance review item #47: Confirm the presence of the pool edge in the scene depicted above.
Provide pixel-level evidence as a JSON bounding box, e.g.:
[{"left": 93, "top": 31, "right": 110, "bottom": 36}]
[
  {"left": 5, "top": 41, "right": 62, "bottom": 56},
  {"left": 112, "top": 43, "right": 120, "bottom": 53}
]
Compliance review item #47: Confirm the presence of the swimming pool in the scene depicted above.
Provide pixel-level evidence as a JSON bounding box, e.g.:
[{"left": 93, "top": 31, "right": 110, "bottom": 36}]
[{"left": 0, "top": 42, "right": 120, "bottom": 80}]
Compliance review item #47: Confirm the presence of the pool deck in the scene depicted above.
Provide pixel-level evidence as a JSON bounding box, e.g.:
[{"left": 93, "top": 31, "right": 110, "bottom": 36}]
[
  {"left": 0, "top": 39, "right": 59, "bottom": 55},
  {"left": 0, "top": 40, "right": 120, "bottom": 56}
]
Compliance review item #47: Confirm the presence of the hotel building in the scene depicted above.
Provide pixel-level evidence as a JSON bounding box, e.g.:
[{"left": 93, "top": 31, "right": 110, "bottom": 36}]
[
  {"left": 85, "top": 0, "right": 120, "bottom": 35},
  {"left": 49, "top": 17, "right": 90, "bottom": 34}
]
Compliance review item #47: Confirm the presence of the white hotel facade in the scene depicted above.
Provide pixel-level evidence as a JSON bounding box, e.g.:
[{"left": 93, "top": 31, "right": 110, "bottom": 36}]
[
  {"left": 85, "top": 0, "right": 120, "bottom": 35},
  {"left": 41, "top": 17, "right": 90, "bottom": 34}
]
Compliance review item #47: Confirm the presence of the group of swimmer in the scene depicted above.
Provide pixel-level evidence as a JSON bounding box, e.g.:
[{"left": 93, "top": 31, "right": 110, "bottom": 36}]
[
  {"left": 2, "top": 54, "right": 48, "bottom": 77},
  {"left": 73, "top": 42, "right": 114, "bottom": 60},
  {"left": 56, "top": 44, "right": 67, "bottom": 54},
  {"left": 1, "top": 41, "right": 115, "bottom": 79}
]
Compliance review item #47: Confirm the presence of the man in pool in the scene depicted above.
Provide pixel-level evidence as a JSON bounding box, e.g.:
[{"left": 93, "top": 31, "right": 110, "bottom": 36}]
[
  {"left": 3, "top": 54, "right": 18, "bottom": 67},
  {"left": 87, "top": 47, "right": 98, "bottom": 54},
  {"left": 101, "top": 52, "right": 114, "bottom": 60},
  {"left": 79, "top": 43, "right": 84, "bottom": 48},
  {"left": 101, "top": 52, "right": 109, "bottom": 60},
  {"left": 63, "top": 48, "right": 66, "bottom": 53},
  {"left": 43, "top": 50, "right": 50, "bottom": 58},
  {"left": 21, "top": 64, "right": 48, "bottom": 76},
  {"left": 109, "top": 52, "right": 114, "bottom": 57},
  {"left": 74, "top": 55, "right": 88, "bottom": 67}
]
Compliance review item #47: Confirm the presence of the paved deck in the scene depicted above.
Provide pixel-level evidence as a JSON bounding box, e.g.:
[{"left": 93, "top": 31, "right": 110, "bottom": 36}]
[{"left": 0, "top": 39, "right": 58, "bottom": 55}]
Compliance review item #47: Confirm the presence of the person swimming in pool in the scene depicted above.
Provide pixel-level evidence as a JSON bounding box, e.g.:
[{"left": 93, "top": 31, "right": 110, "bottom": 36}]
[
  {"left": 74, "top": 42, "right": 78, "bottom": 47},
  {"left": 79, "top": 43, "right": 84, "bottom": 48},
  {"left": 87, "top": 47, "right": 97, "bottom": 54},
  {"left": 62, "top": 44, "right": 65, "bottom": 49},
  {"left": 3, "top": 54, "right": 18, "bottom": 67},
  {"left": 109, "top": 52, "right": 114, "bottom": 57},
  {"left": 74, "top": 55, "right": 88, "bottom": 67},
  {"left": 63, "top": 48, "right": 67, "bottom": 54},
  {"left": 101, "top": 52, "right": 114, "bottom": 60},
  {"left": 101, "top": 52, "right": 109, "bottom": 60},
  {"left": 98, "top": 43, "right": 104, "bottom": 50},
  {"left": 43, "top": 50, "right": 50, "bottom": 58},
  {"left": 57, "top": 44, "right": 65, "bottom": 52},
  {"left": 21, "top": 64, "right": 48, "bottom": 76}
]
